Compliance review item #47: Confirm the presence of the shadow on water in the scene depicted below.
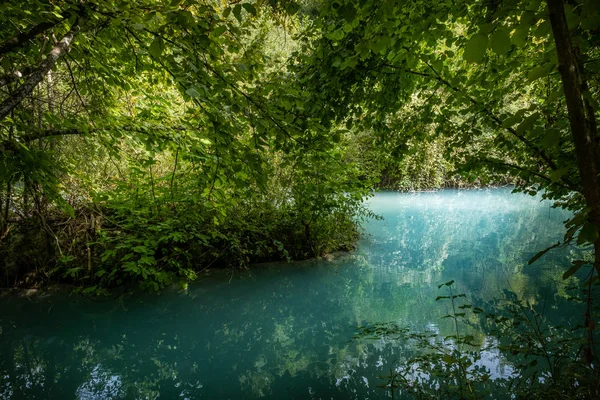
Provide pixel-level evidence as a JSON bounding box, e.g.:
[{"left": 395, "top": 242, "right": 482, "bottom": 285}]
[{"left": 0, "top": 188, "right": 586, "bottom": 399}]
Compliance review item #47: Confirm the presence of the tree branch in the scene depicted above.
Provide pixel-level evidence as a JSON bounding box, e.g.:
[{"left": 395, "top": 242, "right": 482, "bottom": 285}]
[
  {"left": 0, "top": 16, "right": 86, "bottom": 122},
  {"left": 0, "top": 66, "right": 33, "bottom": 87},
  {"left": 0, "top": 18, "right": 63, "bottom": 58},
  {"left": 382, "top": 62, "right": 560, "bottom": 172},
  {"left": 482, "top": 158, "right": 575, "bottom": 191},
  {"left": 3, "top": 124, "right": 188, "bottom": 145}
]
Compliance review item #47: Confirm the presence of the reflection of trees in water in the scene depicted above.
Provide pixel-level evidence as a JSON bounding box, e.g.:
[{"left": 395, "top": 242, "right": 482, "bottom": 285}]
[
  {"left": 362, "top": 191, "right": 576, "bottom": 305},
  {"left": 0, "top": 283, "right": 427, "bottom": 399}
]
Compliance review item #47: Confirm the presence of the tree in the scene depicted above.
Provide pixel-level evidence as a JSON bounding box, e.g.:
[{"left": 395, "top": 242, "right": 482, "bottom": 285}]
[{"left": 547, "top": 0, "right": 600, "bottom": 276}]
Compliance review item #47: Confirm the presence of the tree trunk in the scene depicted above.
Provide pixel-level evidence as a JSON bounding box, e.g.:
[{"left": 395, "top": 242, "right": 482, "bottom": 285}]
[
  {"left": 0, "top": 17, "right": 85, "bottom": 122},
  {"left": 547, "top": 0, "right": 600, "bottom": 275}
]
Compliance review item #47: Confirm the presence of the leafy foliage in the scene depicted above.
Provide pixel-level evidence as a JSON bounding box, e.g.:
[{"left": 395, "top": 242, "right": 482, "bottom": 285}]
[{"left": 0, "top": 0, "right": 371, "bottom": 290}]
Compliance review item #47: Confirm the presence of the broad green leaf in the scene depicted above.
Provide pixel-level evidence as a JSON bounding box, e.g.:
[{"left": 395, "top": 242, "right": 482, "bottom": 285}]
[
  {"left": 490, "top": 28, "right": 511, "bottom": 55},
  {"left": 213, "top": 25, "right": 227, "bottom": 37},
  {"left": 370, "top": 36, "right": 392, "bottom": 54},
  {"left": 326, "top": 28, "right": 345, "bottom": 41},
  {"left": 527, "top": 65, "right": 552, "bottom": 82},
  {"left": 562, "top": 263, "right": 583, "bottom": 279},
  {"left": 547, "top": 88, "right": 563, "bottom": 103},
  {"left": 478, "top": 23, "right": 495, "bottom": 34},
  {"left": 463, "top": 33, "right": 488, "bottom": 63},
  {"left": 242, "top": 3, "right": 257, "bottom": 16},
  {"left": 233, "top": 4, "right": 242, "bottom": 22},
  {"left": 511, "top": 25, "right": 529, "bottom": 46},
  {"left": 540, "top": 129, "right": 561, "bottom": 148},
  {"left": 550, "top": 167, "right": 569, "bottom": 183},
  {"left": 516, "top": 113, "right": 539, "bottom": 134},
  {"left": 185, "top": 87, "right": 201, "bottom": 98},
  {"left": 578, "top": 222, "right": 599, "bottom": 245},
  {"left": 581, "top": 14, "right": 600, "bottom": 30},
  {"left": 533, "top": 20, "right": 551, "bottom": 38},
  {"left": 583, "top": 90, "right": 600, "bottom": 111},
  {"left": 149, "top": 38, "right": 164, "bottom": 58},
  {"left": 501, "top": 114, "right": 521, "bottom": 128},
  {"left": 443, "top": 355, "right": 455, "bottom": 363}
]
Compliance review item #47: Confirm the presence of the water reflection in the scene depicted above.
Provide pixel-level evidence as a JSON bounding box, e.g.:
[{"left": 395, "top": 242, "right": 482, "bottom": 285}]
[{"left": 0, "top": 189, "right": 584, "bottom": 399}]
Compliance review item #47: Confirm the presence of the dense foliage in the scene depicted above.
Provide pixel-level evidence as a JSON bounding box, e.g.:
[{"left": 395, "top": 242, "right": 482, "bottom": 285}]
[{"left": 0, "top": 0, "right": 373, "bottom": 291}]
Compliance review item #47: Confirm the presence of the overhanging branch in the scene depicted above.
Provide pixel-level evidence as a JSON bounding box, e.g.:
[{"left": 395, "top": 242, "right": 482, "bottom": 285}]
[
  {"left": 0, "top": 18, "right": 64, "bottom": 58},
  {"left": 0, "top": 16, "right": 86, "bottom": 122},
  {"left": 382, "top": 61, "right": 560, "bottom": 172}
]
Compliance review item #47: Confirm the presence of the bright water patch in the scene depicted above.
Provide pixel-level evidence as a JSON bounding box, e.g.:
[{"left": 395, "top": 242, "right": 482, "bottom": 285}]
[{"left": 0, "top": 189, "right": 584, "bottom": 399}]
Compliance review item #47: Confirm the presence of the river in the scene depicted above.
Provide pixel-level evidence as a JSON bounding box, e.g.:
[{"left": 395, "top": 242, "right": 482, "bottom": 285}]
[{"left": 0, "top": 189, "right": 584, "bottom": 399}]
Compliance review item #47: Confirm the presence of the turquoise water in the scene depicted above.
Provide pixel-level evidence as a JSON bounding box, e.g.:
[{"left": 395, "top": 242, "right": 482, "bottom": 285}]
[{"left": 0, "top": 189, "right": 584, "bottom": 399}]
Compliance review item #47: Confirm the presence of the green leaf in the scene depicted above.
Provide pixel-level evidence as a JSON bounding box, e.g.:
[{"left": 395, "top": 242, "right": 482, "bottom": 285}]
[
  {"left": 511, "top": 25, "right": 529, "bottom": 46},
  {"left": 527, "top": 65, "right": 552, "bottom": 82},
  {"left": 563, "top": 261, "right": 586, "bottom": 279},
  {"left": 540, "top": 128, "right": 561, "bottom": 148},
  {"left": 443, "top": 355, "right": 455, "bottom": 363},
  {"left": 528, "top": 241, "right": 560, "bottom": 265},
  {"left": 327, "top": 28, "right": 345, "bottom": 41},
  {"left": 149, "top": 38, "right": 164, "bottom": 58},
  {"left": 578, "top": 222, "right": 599, "bottom": 245},
  {"left": 213, "top": 25, "right": 227, "bottom": 37},
  {"left": 233, "top": 4, "right": 242, "bottom": 22},
  {"left": 581, "top": 14, "right": 600, "bottom": 30},
  {"left": 198, "top": 34, "right": 211, "bottom": 47},
  {"left": 370, "top": 36, "right": 392, "bottom": 54},
  {"left": 529, "top": 359, "right": 538, "bottom": 367},
  {"left": 463, "top": 33, "right": 488, "bottom": 63},
  {"left": 550, "top": 167, "right": 569, "bottom": 183},
  {"left": 501, "top": 114, "right": 521, "bottom": 128},
  {"left": 438, "top": 280, "right": 455, "bottom": 288},
  {"left": 82, "top": 286, "right": 98, "bottom": 294},
  {"left": 562, "top": 265, "right": 580, "bottom": 279},
  {"left": 223, "top": 7, "right": 231, "bottom": 18},
  {"left": 490, "top": 28, "right": 511, "bottom": 55},
  {"left": 242, "top": 3, "right": 257, "bottom": 16},
  {"left": 186, "top": 87, "right": 201, "bottom": 98},
  {"left": 516, "top": 112, "right": 539, "bottom": 134},
  {"left": 338, "top": 3, "right": 356, "bottom": 21}
]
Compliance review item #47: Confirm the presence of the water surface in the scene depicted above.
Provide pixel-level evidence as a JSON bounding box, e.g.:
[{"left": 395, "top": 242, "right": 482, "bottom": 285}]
[{"left": 0, "top": 189, "right": 583, "bottom": 399}]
